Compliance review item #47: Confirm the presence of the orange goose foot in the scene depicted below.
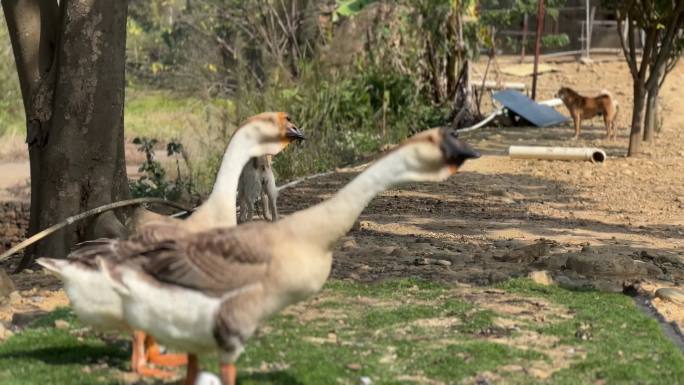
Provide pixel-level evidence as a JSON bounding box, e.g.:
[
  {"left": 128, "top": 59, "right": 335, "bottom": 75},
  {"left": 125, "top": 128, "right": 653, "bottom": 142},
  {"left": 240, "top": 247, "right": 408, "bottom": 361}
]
[
  {"left": 131, "top": 331, "right": 176, "bottom": 378},
  {"left": 220, "top": 363, "right": 237, "bottom": 385},
  {"left": 145, "top": 334, "right": 189, "bottom": 367}
]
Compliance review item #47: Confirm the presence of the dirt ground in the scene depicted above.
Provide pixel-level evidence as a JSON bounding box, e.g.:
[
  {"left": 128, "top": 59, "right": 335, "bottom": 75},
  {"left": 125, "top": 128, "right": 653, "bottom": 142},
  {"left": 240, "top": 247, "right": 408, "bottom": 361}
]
[
  {"left": 279, "top": 55, "right": 684, "bottom": 331},
  {"left": 1, "top": 55, "right": 683, "bottom": 342}
]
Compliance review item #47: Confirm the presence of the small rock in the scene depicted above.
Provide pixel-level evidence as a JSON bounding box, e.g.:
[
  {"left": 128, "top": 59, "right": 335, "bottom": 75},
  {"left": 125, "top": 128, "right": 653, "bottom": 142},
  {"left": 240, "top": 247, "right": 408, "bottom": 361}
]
[
  {"left": 488, "top": 271, "right": 508, "bottom": 284},
  {"left": 8, "top": 291, "right": 21, "bottom": 305},
  {"left": 348, "top": 273, "right": 361, "bottom": 280},
  {"left": 413, "top": 258, "right": 431, "bottom": 266},
  {"left": 375, "top": 246, "right": 396, "bottom": 256},
  {"left": 565, "top": 254, "right": 645, "bottom": 277},
  {"left": 54, "top": 319, "right": 70, "bottom": 329},
  {"left": 494, "top": 240, "right": 552, "bottom": 263},
  {"left": 390, "top": 248, "right": 409, "bottom": 258},
  {"left": 0, "top": 269, "right": 16, "bottom": 298},
  {"left": 347, "top": 363, "right": 362, "bottom": 371},
  {"left": 434, "top": 259, "right": 452, "bottom": 267},
  {"left": 528, "top": 270, "right": 553, "bottom": 286},
  {"left": 541, "top": 254, "right": 569, "bottom": 270},
  {"left": 11, "top": 310, "right": 48, "bottom": 329},
  {"left": 341, "top": 239, "right": 358, "bottom": 251},
  {"left": 355, "top": 264, "right": 370, "bottom": 272},
  {"left": 555, "top": 275, "right": 587, "bottom": 290},
  {"left": 359, "top": 376, "right": 373, "bottom": 385},
  {"left": 655, "top": 288, "right": 684, "bottom": 304},
  {"left": 580, "top": 245, "right": 597, "bottom": 255}
]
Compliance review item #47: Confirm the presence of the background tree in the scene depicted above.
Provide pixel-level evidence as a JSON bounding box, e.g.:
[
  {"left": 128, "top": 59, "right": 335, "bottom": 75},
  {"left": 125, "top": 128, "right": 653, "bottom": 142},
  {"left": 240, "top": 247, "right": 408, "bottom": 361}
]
[
  {"left": 2, "top": 0, "right": 130, "bottom": 269},
  {"left": 607, "top": 0, "right": 684, "bottom": 155}
]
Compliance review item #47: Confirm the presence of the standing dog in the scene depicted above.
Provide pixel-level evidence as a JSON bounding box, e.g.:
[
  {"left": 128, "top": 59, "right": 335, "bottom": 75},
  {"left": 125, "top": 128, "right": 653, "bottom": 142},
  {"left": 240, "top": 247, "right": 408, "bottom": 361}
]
[{"left": 557, "top": 87, "right": 619, "bottom": 140}]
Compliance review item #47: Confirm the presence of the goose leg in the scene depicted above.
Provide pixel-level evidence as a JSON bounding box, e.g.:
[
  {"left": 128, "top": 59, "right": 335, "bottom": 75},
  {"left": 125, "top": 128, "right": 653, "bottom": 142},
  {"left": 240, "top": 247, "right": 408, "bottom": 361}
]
[
  {"left": 182, "top": 354, "right": 199, "bottom": 385},
  {"left": 220, "top": 363, "right": 237, "bottom": 385},
  {"left": 145, "top": 334, "right": 188, "bottom": 366},
  {"left": 131, "top": 331, "right": 175, "bottom": 378}
]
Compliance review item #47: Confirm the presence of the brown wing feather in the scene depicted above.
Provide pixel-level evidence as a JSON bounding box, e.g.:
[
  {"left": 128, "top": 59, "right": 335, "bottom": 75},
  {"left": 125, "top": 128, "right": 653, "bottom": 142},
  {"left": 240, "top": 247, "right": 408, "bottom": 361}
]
[
  {"left": 67, "top": 222, "right": 185, "bottom": 268},
  {"left": 141, "top": 223, "right": 273, "bottom": 296}
]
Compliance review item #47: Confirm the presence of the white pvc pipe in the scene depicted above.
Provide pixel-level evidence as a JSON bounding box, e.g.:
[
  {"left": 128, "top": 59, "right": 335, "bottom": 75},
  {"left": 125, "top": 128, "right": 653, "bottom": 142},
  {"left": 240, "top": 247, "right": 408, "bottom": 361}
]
[
  {"left": 538, "top": 98, "right": 563, "bottom": 107},
  {"left": 509, "top": 145, "right": 607, "bottom": 163},
  {"left": 474, "top": 80, "right": 527, "bottom": 90}
]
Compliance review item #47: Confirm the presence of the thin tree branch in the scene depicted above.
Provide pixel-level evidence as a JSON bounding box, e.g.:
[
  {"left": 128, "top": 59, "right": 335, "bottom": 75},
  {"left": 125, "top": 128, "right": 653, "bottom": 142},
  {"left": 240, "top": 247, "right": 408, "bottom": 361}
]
[{"left": 0, "top": 197, "right": 193, "bottom": 263}]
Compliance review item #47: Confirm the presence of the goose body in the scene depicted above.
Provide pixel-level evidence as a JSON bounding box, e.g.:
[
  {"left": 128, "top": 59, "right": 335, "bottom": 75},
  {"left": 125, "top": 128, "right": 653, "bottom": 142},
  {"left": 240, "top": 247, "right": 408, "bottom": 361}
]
[
  {"left": 37, "top": 112, "right": 304, "bottom": 377},
  {"left": 95, "top": 128, "right": 480, "bottom": 385},
  {"left": 39, "top": 257, "right": 128, "bottom": 331}
]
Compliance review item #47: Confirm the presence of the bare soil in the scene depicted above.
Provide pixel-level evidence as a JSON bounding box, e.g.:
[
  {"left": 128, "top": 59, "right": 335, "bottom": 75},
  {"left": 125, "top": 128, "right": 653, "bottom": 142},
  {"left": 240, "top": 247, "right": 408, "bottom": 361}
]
[{"left": 278, "top": 56, "right": 684, "bottom": 327}]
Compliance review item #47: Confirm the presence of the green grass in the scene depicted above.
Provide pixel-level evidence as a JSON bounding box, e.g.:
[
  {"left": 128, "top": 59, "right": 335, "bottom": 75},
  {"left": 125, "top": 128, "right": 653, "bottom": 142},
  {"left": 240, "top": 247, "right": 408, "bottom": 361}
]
[
  {"left": 124, "top": 88, "right": 229, "bottom": 139},
  {"left": 1, "top": 279, "right": 682, "bottom": 385}
]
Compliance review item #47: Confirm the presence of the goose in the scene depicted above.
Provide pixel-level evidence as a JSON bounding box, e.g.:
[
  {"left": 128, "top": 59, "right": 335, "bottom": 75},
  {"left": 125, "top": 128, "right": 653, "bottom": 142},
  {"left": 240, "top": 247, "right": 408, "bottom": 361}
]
[
  {"left": 37, "top": 112, "right": 305, "bottom": 378},
  {"left": 90, "top": 128, "right": 479, "bottom": 385}
]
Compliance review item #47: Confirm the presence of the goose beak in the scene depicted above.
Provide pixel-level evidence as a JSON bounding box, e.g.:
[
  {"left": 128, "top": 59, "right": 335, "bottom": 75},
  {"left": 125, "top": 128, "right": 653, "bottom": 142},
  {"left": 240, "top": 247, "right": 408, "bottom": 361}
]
[
  {"left": 441, "top": 130, "right": 480, "bottom": 167},
  {"left": 285, "top": 124, "right": 306, "bottom": 142}
]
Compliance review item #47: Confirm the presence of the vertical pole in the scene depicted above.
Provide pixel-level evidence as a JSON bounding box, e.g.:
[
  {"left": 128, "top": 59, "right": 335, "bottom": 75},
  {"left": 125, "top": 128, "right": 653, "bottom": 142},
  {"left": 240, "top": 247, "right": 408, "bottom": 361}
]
[
  {"left": 521, "top": 13, "right": 528, "bottom": 62},
  {"left": 531, "top": 0, "right": 545, "bottom": 100},
  {"left": 584, "top": 0, "right": 591, "bottom": 58}
]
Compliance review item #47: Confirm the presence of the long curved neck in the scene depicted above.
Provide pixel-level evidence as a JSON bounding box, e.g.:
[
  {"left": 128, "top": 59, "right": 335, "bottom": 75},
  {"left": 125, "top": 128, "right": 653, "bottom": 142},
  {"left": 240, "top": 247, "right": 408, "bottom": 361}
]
[
  {"left": 282, "top": 149, "right": 412, "bottom": 250},
  {"left": 186, "top": 129, "right": 255, "bottom": 228}
]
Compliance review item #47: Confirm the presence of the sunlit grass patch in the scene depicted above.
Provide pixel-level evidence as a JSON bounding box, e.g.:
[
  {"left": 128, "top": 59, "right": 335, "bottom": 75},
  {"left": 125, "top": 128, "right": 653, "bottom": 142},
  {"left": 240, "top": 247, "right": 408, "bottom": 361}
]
[{"left": 1, "top": 279, "right": 683, "bottom": 385}]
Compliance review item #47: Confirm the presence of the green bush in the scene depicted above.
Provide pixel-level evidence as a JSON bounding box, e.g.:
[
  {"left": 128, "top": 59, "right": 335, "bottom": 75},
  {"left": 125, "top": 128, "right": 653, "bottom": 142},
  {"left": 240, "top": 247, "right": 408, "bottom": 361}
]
[{"left": 129, "top": 137, "right": 193, "bottom": 200}]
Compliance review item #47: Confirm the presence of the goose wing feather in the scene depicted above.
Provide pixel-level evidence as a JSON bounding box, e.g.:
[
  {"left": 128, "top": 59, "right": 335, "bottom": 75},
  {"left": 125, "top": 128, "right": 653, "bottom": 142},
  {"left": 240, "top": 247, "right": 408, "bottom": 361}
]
[{"left": 141, "top": 224, "right": 271, "bottom": 296}]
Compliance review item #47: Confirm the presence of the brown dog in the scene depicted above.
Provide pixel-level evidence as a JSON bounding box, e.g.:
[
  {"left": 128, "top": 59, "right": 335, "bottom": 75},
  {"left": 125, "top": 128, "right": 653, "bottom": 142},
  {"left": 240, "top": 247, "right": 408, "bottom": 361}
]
[{"left": 557, "top": 87, "right": 618, "bottom": 140}]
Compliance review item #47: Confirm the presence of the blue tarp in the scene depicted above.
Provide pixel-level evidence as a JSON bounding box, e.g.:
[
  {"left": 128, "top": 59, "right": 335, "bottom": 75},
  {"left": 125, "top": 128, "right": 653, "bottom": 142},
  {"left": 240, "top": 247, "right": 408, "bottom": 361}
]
[{"left": 493, "top": 90, "right": 568, "bottom": 127}]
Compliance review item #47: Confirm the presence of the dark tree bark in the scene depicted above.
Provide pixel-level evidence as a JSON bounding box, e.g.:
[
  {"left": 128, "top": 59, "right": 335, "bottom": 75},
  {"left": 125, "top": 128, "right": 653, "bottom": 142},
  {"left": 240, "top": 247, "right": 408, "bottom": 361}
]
[
  {"left": 2, "top": 0, "right": 130, "bottom": 270},
  {"left": 643, "top": 84, "right": 658, "bottom": 142},
  {"left": 2, "top": 0, "right": 60, "bottom": 265},
  {"left": 629, "top": 81, "right": 646, "bottom": 154}
]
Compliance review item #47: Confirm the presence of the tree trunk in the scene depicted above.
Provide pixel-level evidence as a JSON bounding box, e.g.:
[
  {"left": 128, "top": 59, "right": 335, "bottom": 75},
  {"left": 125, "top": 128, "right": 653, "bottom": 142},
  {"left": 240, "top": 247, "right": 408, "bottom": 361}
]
[
  {"left": 3, "top": 0, "right": 130, "bottom": 269},
  {"left": 628, "top": 81, "right": 646, "bottom": 156},
  {"left": 654, "top": 90, "right": 662, "bottom": 134},
  {"left": 2, "top": 0, "right": 60, "bottom": 264},
  {"left": 446, "top": 1, "right": 462, "bottom": 99},
  {"left": 643, "top": 86, "right": 658, "bottom": 141}
]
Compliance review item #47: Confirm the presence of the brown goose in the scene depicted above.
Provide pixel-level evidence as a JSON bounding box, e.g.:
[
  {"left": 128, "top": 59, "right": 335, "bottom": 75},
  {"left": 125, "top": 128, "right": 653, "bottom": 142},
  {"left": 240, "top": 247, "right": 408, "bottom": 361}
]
[
  {"left": 37, "top": 112, "right": 304, "bottom": 378},
  {"left": 94, "top": 128, "right": 479, "bottom": 385}
]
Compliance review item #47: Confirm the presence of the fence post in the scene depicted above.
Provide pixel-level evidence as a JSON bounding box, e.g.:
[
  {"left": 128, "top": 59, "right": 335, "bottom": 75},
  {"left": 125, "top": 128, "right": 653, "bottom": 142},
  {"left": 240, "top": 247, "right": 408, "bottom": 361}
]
[{"left": 531, "top": 0, "right": 545, "bottom": 100}]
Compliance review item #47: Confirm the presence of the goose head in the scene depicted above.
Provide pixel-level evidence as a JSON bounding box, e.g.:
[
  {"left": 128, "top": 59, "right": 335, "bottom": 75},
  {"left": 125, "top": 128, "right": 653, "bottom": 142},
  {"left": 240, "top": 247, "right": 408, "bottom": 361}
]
[
  {"left": 242, "top": 112, "right": 305, "bottom": 157},
  {"left": 395, "top": 128, "right": 480, "bottom": 182}
]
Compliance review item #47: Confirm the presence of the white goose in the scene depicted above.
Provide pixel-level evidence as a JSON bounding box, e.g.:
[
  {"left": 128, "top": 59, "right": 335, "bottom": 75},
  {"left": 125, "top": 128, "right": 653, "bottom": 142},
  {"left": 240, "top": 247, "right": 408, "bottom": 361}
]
[
  {"left": 37, "top": 112, "right": 304, "bottom": 378},
  {"left": 91, "top": 128, "right": 479, "bottom": 385}
]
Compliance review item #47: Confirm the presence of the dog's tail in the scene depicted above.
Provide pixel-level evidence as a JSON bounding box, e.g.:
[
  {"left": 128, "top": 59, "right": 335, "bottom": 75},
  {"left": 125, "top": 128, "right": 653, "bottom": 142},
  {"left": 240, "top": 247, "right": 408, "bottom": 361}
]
[{"left": 600, "top": 89, "right": 619, "bottom": 109}]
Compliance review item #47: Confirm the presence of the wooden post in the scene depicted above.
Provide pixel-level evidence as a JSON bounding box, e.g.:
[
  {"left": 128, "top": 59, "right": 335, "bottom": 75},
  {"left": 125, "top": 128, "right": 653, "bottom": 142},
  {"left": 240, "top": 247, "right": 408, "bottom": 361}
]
[{"left": 531, "top": 0, "right": 545, "bottom": 100}]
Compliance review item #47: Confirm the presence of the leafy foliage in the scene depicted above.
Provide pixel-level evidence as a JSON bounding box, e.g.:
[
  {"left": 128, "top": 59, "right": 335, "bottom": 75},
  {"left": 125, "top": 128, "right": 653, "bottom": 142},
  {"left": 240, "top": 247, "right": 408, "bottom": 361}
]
[
  {"left": 479, "top": 0, "right": 569, "bottom": 50},
  {"left": 128, "top": 137, "right": 192, "bottom": 200}
]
